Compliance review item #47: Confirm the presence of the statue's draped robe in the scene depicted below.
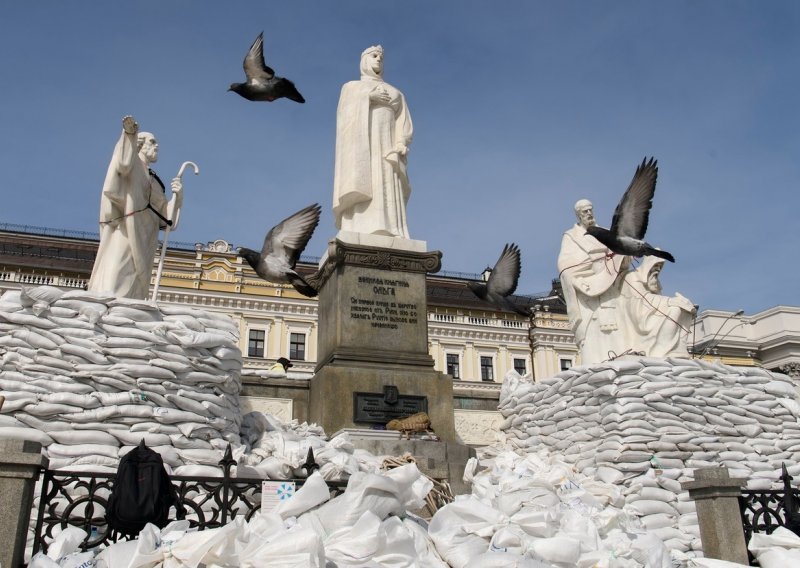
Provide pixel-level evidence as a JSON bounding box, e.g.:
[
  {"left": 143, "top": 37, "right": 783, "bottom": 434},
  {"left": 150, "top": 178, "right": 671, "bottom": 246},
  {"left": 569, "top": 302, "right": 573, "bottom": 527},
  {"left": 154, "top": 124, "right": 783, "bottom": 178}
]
[
  {"left": 557, "top": 225, "right": 630, "bottom": 364},
  {"left": 333, "top": 76, "right": 413, "bottom": 238},
  {"left": 622, "top": 256, "right": 692, "bottom": 358},
  {"left": 88, "top": 129, "right": 168, "bottom": 299}
]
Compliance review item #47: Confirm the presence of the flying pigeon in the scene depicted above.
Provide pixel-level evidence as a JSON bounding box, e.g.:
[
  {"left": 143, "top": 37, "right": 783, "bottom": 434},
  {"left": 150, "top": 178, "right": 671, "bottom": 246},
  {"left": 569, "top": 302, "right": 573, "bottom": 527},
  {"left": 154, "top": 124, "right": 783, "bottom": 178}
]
[
  {"left": 238, "top": 204, "right": 321, "bottom": 297},
  {"left": 467, "top": 243, "right": 531, "bottom": 316},
  {"left": 228, "top": 32, "right": 305, "bottom": 103},
  {"left": 585, "top": 157, "right": 675, "bottom": 263}
]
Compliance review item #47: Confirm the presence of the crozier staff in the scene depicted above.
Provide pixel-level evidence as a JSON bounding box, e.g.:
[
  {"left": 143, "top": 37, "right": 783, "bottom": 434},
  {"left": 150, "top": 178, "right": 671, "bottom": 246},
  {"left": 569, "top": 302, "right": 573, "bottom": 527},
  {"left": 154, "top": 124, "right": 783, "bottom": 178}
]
[{"left": 88, "top": 116, "right": 183, "bottom": 299}]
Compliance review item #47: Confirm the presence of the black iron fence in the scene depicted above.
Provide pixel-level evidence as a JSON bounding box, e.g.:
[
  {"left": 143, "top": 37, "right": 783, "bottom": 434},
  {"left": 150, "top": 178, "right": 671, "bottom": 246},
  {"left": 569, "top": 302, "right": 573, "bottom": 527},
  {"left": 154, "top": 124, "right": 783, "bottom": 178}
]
[
  {"left": 739, "top": 489, "right": 793, "bottom": 544},
  {"left": 738, "top": 465, "right": 800, "bottom": 566},
  {"left": 31, "top": 447, "right": 346, "bottom": 555},
  {"left": 740, "top": 490, "right": 786, "bottom": 566}
]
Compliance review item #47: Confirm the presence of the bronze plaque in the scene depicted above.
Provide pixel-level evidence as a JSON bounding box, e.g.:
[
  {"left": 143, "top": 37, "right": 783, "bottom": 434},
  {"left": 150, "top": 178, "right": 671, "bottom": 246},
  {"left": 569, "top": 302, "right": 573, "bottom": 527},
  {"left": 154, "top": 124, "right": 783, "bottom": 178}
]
[{"left": 353, "top": 390, "right": 428, "bottom": 424}]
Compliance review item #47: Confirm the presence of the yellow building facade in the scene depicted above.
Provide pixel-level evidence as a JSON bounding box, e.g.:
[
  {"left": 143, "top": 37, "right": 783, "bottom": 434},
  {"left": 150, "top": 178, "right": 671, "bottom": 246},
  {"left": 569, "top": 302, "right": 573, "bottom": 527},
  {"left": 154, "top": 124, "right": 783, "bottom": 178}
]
[{"left": 2, "top": 226, "right": 798, "bottom": 444}]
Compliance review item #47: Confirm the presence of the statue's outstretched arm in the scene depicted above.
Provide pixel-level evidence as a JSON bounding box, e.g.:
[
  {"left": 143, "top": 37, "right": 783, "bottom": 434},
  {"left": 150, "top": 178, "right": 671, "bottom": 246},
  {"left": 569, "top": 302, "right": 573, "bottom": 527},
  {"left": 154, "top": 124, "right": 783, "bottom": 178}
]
[{"left": 114, "top": 115, "right": 140, "bottom": 178}]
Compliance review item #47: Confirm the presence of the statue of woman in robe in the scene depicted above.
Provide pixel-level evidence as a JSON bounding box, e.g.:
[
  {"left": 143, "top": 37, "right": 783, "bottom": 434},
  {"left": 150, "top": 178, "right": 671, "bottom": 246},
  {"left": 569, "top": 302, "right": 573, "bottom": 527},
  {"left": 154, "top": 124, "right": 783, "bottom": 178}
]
[{"left": 333, "top": 46, "right": 413, "bottom": 239}]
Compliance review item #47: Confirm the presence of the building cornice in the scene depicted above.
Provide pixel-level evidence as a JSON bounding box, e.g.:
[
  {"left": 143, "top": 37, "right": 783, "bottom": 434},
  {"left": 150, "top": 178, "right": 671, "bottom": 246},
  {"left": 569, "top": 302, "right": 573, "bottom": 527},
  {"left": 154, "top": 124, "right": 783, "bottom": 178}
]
[
  {"left": 429, "top": 326, "right": 528, "bottom": 344},
  {"left": 453, "top": 380, "right": 502, "bottom": 397},
  {"left": 156, "top": 288, "right": 319, "bottom": 318}
]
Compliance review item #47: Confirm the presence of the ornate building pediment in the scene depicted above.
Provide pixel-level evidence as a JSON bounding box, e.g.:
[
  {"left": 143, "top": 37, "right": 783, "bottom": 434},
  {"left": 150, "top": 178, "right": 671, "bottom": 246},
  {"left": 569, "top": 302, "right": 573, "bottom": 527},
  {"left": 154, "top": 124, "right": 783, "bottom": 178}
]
[{"left": 200, "top": 239, "right": 234, "bottom": 253}]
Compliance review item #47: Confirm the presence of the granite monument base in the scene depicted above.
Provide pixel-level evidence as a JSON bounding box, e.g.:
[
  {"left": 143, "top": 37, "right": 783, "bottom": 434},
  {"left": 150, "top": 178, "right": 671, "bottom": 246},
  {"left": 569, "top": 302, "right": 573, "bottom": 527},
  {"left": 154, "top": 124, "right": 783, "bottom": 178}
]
[
  {"left": 309, "top": 239, "right": 457, "bottom": 443},
  {"left": 310, "top": 364, "right": 457, "bottom": 443}
]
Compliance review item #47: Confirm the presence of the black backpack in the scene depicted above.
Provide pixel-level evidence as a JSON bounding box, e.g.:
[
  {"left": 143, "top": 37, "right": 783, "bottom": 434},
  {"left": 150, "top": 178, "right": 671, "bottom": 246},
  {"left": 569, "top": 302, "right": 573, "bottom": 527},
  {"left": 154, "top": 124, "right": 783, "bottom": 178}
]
[{"left": 106, "top": 441, "right": 180, "bottom": 536}]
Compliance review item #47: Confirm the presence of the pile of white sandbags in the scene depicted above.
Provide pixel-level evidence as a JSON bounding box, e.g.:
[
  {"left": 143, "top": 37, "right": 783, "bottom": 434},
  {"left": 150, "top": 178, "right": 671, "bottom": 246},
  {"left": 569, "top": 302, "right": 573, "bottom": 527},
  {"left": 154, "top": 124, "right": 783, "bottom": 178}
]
[
  {"left": 34, "top": 464, "right": 447, "bottom": 568},
  {"left": 496, "top": 358, "right": 800, "bottom": 558},
  {"left": 237, "top": 412, "right": 382, "bottom": 480},
  {"left": 429, "top": 447, "right": 671, "bottom": 568},
  {"left": 1, "top": 285, "right": 386, "bottom": 481},
  {"left": 0, "top": 285, "right": 242, "bottom": 471}
]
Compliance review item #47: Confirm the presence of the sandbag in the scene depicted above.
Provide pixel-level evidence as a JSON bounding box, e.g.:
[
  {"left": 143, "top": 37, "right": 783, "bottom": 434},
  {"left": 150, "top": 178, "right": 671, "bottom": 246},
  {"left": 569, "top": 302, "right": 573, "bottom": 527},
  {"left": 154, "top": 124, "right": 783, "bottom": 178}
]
[
  {"left": 167, "top": 329, "right": 233, "bottom": 348},
  {"left": 238, "top": 517, "right": 325, "bottom": 567},
  {"left": 324, "top": 511, "right": 385, "bottom": 565},
  {"left": 428, "top": 498, "right": 505, "bottom": 568},
  {"left": 274, "top": 471, "right": 331, "bottom": 519},
  {"left": 48, "top": 429, "right": 120, "bottom": 446},
  {"left": 300, "top": 464, "right": 430, "bottom": 538},
  {"left": 47, "top": 443, "right": 120, "bottom": 459},
  {"left": 0, "top": 426, "right": 53, "bottom": 446}
]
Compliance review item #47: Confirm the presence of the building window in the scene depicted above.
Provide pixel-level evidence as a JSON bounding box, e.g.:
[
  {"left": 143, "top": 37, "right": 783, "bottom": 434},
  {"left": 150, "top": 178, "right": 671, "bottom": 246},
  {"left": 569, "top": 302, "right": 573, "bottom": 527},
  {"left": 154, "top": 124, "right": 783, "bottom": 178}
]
[
  {"left": 248, "top": 329, "right": 265, "bottom": 358},
  {"left": 446, "top": 354, "right": 460, "bottom": 379},
  {"left": 290, "top": 333, "right": 306, "bottom": 361},
  {"left": 560, "top": 358, "right": 572, "bottom": 371},
  {"left": 513, "top": 358, "right": 526, "bottom": 375},
  {"left": 480, "top": 356, "right": 494, "bottom": 382}
]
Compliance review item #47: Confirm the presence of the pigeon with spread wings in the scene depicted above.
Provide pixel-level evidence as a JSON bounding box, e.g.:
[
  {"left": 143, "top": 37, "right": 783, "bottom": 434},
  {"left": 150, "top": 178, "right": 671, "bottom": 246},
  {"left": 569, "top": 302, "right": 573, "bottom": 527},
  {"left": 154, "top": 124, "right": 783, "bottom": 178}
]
[
  {"left": 229, "top": 32, "right": 305, "bottom": 103},
  {"left": 238, "top": 204, "right": 321, "bottom": 297},
  {"left": 467, "top": 243, "right": 531, "bottom": 316},
  {"left": 585, "top": 157, "right": 675, "bottom": 262}
]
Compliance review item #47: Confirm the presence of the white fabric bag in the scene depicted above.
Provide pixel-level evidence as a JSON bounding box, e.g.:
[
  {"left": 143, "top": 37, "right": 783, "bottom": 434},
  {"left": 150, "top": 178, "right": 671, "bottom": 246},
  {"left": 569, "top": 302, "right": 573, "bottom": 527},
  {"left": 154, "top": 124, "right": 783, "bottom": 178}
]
[
  {"left": 274, "top": 471, "right": 331, "bottom": 519},
  {"left": 428, "top": 498, "right": 506, "bottom": 568}
]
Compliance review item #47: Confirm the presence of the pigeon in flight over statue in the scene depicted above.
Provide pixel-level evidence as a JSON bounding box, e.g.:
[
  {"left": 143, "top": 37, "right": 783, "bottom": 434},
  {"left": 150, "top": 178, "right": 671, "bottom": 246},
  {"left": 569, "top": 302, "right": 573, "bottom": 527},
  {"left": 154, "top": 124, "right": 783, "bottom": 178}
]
[
  {"left": 585, "top": 157, "right": 675, "bottom": 263},
  {"left": 229, "top": 32, "right": 305, "bottom": 103},
  {"left": 467, "top": 243, "right": 531, "bottom": 317},
  {"left": 238, "top": 204, "right": 321, "bottom": 297}
]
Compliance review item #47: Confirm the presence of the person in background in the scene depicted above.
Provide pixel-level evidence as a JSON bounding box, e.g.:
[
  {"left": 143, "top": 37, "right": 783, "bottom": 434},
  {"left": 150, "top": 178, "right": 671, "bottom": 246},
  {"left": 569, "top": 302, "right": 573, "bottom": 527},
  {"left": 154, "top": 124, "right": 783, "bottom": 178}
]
[{"left": 269, "top": 357, "right": 293, "bottom": 374}]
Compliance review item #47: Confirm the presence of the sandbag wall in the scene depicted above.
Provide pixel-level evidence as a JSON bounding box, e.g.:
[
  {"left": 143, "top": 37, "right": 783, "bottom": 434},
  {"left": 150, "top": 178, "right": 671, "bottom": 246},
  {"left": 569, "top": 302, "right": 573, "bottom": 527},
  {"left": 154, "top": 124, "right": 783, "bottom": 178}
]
[
  {"left": 431, "top": 449, "right": 673, "bottom": 568},
  {"left": 0, "top": 286, "right": 243, "bottom": 471},
  {"left": 497, "top": 358, "right": 800, "bottom": 556}
]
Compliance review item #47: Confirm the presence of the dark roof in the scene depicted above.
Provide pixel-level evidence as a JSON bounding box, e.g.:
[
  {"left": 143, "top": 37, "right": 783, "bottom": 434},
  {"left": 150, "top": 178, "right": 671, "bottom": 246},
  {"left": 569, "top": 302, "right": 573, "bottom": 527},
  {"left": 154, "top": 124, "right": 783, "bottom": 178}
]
[
  {"left": 426, "top": 274, "right": 566, "bottom": 315},
  {"left": 0, "top": 224, "right": 568, "bottom": 314}
]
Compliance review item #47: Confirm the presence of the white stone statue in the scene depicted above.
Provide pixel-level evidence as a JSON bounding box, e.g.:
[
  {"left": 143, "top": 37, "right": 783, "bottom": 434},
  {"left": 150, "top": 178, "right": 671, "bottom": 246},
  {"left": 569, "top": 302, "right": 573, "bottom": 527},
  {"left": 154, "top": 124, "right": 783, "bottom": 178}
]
[
  {"left": 622, "top": 255, "right": 695, "bottom": 358},
  {"left": 557, "top": 199, "right": 631, "bottom": 363},
  {"left": 333, "top": 45, "right": 413, "bottom": 240},
  {"left": 88, "top": 116, "right": 183, "bottom": 299},
  {"left": 558, "top": 198, "right": 696, "bottom": 363}
]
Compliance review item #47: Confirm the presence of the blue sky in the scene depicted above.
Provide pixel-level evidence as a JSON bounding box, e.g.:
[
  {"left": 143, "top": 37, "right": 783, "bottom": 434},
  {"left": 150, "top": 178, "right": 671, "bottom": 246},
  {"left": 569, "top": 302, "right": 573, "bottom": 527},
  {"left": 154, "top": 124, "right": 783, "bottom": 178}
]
[{"left": 1, "top": 2, "right": 797, "bottom": 314}]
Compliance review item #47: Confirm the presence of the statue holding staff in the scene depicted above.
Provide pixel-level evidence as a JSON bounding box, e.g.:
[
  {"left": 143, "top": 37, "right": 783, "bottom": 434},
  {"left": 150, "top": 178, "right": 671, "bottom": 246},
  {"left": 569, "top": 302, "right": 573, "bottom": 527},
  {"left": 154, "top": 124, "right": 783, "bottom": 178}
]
[{"left": 88, "top": 116, "right": 183, "bottom": 299}]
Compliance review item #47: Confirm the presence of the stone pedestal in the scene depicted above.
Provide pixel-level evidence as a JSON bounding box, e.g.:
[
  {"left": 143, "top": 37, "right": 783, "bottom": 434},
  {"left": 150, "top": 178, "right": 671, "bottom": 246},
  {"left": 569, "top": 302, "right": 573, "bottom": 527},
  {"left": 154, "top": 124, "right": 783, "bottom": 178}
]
[
  {"left": 0, "top": 440, "right": 48, "bottom": 568},
  {"left": 309, "top": 239, "right": 457, "bottom": 443},
  {"left": 334, "top": 230, "right": 428, "bottom": 254},
  {"left": 682, "top": 466, "right": 749, "bottom": 564}
]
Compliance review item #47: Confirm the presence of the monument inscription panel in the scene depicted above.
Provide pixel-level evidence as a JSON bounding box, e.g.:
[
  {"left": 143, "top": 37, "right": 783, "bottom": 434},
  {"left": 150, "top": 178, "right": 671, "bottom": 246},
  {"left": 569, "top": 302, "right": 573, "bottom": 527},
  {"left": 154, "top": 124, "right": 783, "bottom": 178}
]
[
  {"left": 349, "top": 275, "right": 419, "bottom": 330},
  {"left": 314, "top": 240, "right": 441, "bottom": 369},
  {"left": 353, "top": 391, "right": 428, "bottom": 424},
  {"left": 323, "top": 263, "right": 429, "bottom": 356}
]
